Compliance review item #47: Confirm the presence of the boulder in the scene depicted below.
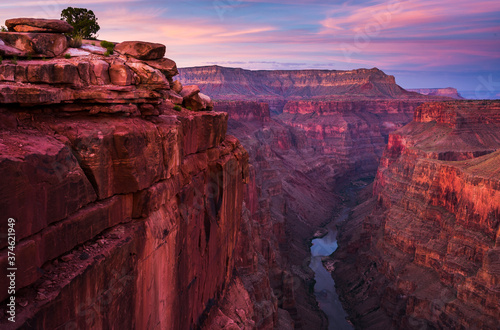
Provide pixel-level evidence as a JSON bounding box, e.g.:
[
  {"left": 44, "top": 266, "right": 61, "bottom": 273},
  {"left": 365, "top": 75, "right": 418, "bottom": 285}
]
[
  {"left": 171, "top": 80, "right": 183, "bottom": 94},
  {"left": 115, "top": 41, "right": 166, "bottom": 60},
  {"left": 5, "top": 18, "right": 74, "bottom": 33},
  {"left": 180, "top": 85, "right": 200, "bottom": 99},
  {"left": 145, "top": 58, "right": 178, "bottom": 78},
  {"left": 199, "top": 93, "right": 214, "bottom": 110},
  {"left": 183, "top": 92, "right": 213, "bottom": 111},
  {"left": 0, "top": 32, "right": 67, "bottom": 57},
  {"left": 165, "top": 90, "right": 183, "bottom": 105}
]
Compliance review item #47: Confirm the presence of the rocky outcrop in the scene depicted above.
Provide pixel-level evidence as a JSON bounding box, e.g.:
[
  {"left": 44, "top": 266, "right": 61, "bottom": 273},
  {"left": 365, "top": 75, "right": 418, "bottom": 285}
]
[
  {"left": 331, "top": 100, "right": 500, "bottom": 329},
  {"left": 0, "top": 37, "right": 213, "bottom": 113},
  {"left": 408, "top": 87, "right": 464, "bottom": 99},
  {"left": 0, "top": 20, "right": 288, "bottom": 329}
]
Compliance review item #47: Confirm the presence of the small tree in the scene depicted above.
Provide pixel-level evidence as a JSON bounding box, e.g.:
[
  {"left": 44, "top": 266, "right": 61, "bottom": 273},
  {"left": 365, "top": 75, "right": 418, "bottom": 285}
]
[{"left": 61, "top": 7, "right": 100, "bottom": 39}]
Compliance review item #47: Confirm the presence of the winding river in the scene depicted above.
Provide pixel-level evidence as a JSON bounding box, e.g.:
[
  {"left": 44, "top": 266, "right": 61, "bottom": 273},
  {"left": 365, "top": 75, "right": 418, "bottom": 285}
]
[{"left": 309, "top": 206, "right": 353, "bottom": 330}]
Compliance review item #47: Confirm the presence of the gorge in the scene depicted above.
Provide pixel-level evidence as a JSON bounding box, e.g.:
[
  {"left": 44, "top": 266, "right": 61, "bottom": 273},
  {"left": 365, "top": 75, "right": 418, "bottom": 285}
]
[{"left": 0, "top": 17, "right": 499, "bottom": 330}]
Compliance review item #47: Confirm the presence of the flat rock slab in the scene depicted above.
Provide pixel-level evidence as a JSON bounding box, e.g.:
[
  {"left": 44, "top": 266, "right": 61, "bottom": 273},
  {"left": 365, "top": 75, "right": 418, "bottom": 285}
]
[
  {"left": 0, "top": 32, "right": 67, "bottom": 57},
  {"left": 6, "top": 18, "right": 74, "bottom": 33},
  {"left": 115, "top": 41, "right": 166, "bottom": 60},
  {"left": 81, "top": 43, "right": 107, "bottom": 55},
  {"left": 64, "top": 48, "right": 91, "bottom": 57}
]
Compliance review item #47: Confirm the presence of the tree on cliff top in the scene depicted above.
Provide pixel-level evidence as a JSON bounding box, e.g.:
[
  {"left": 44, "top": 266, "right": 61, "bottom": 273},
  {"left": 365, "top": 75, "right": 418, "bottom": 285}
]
[{"left": 61, "top": 7, "right": 100, "bottom": 39}]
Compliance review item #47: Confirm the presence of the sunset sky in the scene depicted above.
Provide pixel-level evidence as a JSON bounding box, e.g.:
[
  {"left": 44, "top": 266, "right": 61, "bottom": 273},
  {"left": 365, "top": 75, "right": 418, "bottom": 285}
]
[{"left": 1, "top": 0, "right": 499, "bottom": 98}]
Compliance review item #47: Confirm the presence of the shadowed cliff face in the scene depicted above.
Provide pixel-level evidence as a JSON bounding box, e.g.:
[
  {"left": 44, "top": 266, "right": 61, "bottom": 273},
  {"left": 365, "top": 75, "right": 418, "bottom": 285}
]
[
  {"left": 178, "top": 66, "right": 439, "bottom": 114},
  {"left": 331, "top": 100, "right": 500, "bottom": 329}
]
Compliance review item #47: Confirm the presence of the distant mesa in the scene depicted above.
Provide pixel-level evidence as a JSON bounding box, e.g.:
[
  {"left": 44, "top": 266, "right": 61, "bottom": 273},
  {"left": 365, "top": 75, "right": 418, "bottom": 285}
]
[
  {"left": 178, "top": 65, "right": 454, "bottom": 114},
  {"left": 407, "top": 87, "right": 464, "bottom": 99}
]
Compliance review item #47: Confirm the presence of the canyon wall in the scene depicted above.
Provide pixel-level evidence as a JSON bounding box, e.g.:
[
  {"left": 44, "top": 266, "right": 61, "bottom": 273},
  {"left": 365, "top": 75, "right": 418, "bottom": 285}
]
[
  {"left": 0, "top": 27, "right": 292, "bottom": 329},
  {"left": 332, "top": 100, "right": 500, "bottom": 329}
]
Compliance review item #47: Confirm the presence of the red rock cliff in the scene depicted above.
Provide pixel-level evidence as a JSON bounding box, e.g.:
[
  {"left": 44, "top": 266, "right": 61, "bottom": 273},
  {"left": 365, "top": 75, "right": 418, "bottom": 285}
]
[
  {"left": 332, "top": 100, "right": 500, "bottom": 329},
  {"left": 0, "top": 29, "right": 291, "bottom": 329}
]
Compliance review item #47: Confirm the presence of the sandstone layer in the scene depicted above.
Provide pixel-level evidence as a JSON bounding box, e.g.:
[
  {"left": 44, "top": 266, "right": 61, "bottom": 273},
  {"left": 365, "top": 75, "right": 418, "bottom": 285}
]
[{"left": 331, "top": 100, "right": 500, "bottom": 329}]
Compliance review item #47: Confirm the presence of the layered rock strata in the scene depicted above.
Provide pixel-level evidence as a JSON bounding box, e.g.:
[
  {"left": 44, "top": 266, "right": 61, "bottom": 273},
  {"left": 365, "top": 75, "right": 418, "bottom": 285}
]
[
  {"left": 331, "top": 100, "right": 500, "bottom": 329},
  {"left": 178, "top": 66, "right": 446, "bottom": 114}
]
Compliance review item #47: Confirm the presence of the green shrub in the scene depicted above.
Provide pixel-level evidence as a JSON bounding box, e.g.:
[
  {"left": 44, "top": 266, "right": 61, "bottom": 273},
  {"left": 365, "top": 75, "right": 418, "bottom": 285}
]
[
  {"left": 186, "top": 106, "right": 192, "bottom": 111},
  {"left": 69, "top": 36, "right": 83, "bottom": 48},
  {"left": 61, "top": 7, "right": 100, "bottom": 39},
  {"left": 0, "top": 26, "right": 7, "bottom": 32},
  {"left": 173, "top": 105, "right": 182, "bottom": 111},
  {"left": 104, "top": 50, "right": 111, "bottom": 57},
  {"left": 92, "top": 42, "right": 95, "bottom": 46},
  {"left": 11, "top": 56, "right": 17, "bottom": 65},
  {"left": 100, "top": 40, "right": 115, "bottom": 49},
  {"left": 0, "top": 56, "right": 2, "bottom": 64},
  {"left": 64, "top": 53, "right": 71, "bottom": 59}
]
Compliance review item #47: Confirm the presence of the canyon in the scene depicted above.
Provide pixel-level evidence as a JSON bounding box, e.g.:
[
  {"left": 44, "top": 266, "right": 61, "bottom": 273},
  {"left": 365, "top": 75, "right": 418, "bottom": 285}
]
[
  {"left": 180, "top": 66, "right": 471, "bottom": 329},
  {"left": 181, "top": 66, "right": 500, "bottom": 329},
  {"left": 0, "top": 17, "right": 498, "bottom": 330}
]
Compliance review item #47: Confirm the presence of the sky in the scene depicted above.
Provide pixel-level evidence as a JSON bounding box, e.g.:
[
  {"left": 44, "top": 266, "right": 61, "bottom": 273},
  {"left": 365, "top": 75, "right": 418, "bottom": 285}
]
[{"left": 1, "top": 0, "right": 499, "bottom": 98}]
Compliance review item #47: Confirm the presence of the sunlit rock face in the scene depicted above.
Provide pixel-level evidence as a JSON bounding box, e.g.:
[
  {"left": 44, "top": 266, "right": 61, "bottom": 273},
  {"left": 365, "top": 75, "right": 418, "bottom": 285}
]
[{"left": 331, "top": 100, "right": 500, "bottom": 329}]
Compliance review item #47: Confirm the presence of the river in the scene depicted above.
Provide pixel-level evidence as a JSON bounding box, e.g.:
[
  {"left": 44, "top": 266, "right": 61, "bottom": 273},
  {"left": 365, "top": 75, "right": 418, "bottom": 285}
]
[{"left": 309, "top": 206, "right": 353, "bottom": 330}]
